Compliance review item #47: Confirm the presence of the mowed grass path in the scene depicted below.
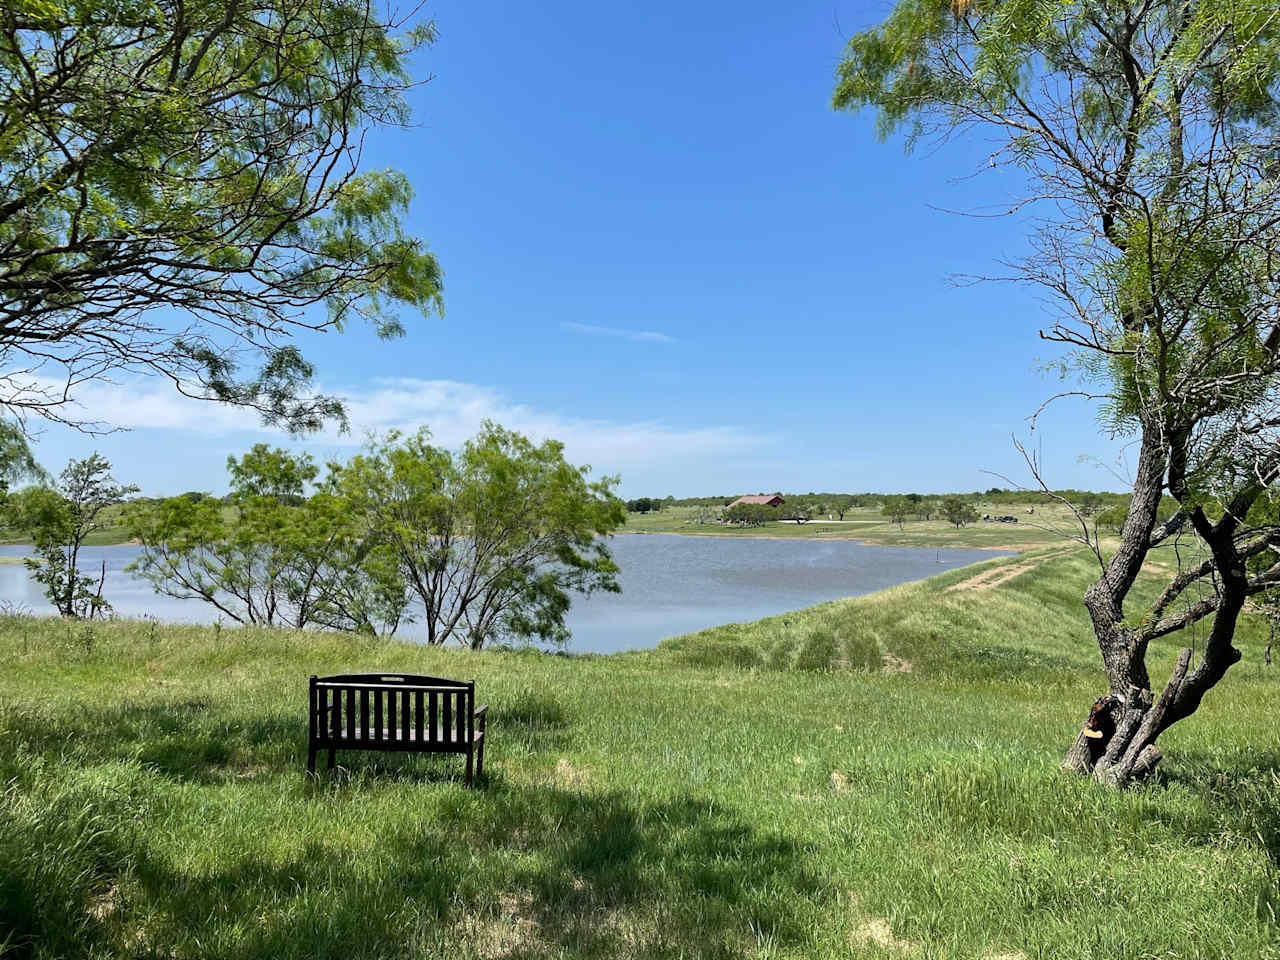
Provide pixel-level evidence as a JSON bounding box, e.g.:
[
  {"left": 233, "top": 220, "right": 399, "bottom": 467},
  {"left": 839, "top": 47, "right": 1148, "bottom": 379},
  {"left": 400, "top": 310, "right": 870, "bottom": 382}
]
[{"left": 2, "top": 548, "right": 1279, "bottom": 958}]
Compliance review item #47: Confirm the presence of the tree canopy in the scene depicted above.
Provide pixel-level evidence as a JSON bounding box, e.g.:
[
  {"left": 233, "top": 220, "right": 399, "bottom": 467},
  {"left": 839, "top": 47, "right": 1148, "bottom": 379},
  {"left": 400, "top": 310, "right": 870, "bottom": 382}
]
[
  {"left": 836, "top": 0, "right": 1280, "bottom": 784},
  {"left": 1, "top": 0, "right": 442, "bottom": 432},
  {"left": 338, "top": 424, "right": 626, "bottom": 648},
  {"left": 941, "top": 496, "right": 978, "bottom": 528}
]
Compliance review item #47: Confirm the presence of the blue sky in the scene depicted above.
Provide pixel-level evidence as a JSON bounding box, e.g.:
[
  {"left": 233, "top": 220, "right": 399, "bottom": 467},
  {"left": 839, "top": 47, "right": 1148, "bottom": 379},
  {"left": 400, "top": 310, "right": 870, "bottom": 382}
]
[{"left": 34, "top": 0, "right": 1133, "bottom": 498}]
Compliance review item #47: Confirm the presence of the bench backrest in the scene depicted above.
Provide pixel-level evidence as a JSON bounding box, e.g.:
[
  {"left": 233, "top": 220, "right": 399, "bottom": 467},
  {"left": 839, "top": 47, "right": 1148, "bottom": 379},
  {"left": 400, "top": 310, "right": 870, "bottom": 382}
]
[{"left": 310, "top": 673, "right": 474, "bottom": 746}]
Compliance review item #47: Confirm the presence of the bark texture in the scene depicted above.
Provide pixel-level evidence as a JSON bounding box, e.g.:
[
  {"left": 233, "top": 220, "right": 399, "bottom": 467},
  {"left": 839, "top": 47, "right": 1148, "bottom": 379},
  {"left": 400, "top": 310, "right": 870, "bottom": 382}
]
[{"left": 1064, "top": 423, "right": 1262, "bottom": 787}]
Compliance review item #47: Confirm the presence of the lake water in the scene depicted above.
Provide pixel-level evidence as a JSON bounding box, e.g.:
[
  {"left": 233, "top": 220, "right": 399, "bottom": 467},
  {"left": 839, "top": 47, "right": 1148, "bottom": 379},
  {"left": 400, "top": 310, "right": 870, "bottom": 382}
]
[{"left": 0, "top": 536, "right": 1007, "bottom": 653}]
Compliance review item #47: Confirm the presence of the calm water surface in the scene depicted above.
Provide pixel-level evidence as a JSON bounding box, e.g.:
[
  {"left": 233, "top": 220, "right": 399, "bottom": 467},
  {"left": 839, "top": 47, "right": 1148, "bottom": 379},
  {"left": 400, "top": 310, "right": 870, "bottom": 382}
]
[{"left": 0, "top": 536, "right": 1008, "bottom": 653}]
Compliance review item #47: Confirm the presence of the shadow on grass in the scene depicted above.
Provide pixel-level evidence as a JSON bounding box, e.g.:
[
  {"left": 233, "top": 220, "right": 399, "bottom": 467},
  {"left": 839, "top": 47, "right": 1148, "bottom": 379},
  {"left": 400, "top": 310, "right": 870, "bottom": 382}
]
[
  {"left": 2, "top": 690, "right": 580, "bottom": 789},
  {"left": 1160, "top": 748, "right": 1280, "bottom": 863},
  {"left": 107, "top": 784, "right": 823, "bottom": 959},
  {"left": 0, "top": 698, "right": 305, "bottom": 785},
  {"left": 1, "top": 691, "right": 820, "bottom": 957},
  {"left": 4, "top": 697, "right": 496, "bottom": 786}
]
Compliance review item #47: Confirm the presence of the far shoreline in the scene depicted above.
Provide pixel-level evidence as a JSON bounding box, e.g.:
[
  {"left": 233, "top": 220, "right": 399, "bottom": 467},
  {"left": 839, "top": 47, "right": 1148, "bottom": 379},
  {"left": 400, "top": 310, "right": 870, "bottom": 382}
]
[{"left": 614, "top": 526, "right": 1035, "bottom": 553}]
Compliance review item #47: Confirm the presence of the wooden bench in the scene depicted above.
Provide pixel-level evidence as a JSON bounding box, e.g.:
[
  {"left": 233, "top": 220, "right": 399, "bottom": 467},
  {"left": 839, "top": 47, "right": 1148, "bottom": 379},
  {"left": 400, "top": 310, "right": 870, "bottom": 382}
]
[{"left": 308, "top": 673, "right": 488, "bottom": 786}]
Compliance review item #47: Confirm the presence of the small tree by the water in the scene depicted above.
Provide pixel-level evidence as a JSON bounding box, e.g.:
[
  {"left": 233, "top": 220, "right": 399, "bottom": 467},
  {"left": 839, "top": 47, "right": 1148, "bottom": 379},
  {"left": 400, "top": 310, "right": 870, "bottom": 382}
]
[
  {"left": 7, "top": 454, "right": 138, "bottom": 618},
  {"left": 129, "top": 445, "right": 409, "bottom": 635}
]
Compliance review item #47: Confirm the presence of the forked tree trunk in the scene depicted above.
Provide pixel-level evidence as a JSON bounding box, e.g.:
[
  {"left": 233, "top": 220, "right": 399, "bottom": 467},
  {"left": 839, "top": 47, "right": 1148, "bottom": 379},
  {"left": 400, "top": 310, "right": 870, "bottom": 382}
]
[
  {"left": 1062, "top": 648, "right": 1189, "bottom": 786},
  {"left": 1061, "top": 427, "right": 1251, "bottom": 788}
]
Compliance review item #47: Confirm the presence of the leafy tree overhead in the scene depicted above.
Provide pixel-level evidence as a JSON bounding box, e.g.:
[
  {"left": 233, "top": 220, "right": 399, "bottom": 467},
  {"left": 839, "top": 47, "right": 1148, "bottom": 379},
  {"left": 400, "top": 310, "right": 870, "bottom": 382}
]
[
  {"left": 837, "top": 0, "right": 1280, "bottom": 784},
  {"left": 0, "top": 420, "right": 45, "bottom": 496},
  {"left": 0, "top": 1, "right": 443, "bottom": 432},
  {"left": 7, "top": 454, "right": 138, "bottom": 617}
]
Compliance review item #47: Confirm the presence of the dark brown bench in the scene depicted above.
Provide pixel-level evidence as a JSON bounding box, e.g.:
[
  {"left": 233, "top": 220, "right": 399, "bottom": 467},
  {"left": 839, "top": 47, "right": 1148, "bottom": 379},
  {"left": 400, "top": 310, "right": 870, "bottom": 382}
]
[{"left": 308, "top": 673, "right": 487, "bottom": 786}]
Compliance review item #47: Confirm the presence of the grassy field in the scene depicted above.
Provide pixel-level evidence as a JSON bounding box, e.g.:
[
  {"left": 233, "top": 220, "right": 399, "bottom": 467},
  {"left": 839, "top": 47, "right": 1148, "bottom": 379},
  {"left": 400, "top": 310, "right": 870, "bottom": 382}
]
[
  {"left": 621, "top": 501, "right": 1079, "bottom": 550},
  {"left": 2, "top": 546, "right": 1279, "bottom": 959}
]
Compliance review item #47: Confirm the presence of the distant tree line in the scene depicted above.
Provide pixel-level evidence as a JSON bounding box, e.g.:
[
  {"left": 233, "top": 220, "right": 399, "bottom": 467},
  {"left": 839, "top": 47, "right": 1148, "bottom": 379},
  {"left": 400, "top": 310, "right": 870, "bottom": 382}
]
[{"left": 650, "top": 489, "right": 1129, "bottom": 513}]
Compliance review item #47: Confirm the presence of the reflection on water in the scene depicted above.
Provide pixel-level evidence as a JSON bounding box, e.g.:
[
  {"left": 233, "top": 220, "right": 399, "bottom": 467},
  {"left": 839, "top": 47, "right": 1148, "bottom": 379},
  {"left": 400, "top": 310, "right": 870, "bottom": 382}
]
[{"left": 0, "top": 536, "right": 1008, "bottom": 654}]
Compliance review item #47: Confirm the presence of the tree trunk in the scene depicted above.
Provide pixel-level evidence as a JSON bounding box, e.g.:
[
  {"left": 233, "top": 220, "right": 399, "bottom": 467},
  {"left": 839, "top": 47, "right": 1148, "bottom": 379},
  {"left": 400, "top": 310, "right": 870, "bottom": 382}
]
[{"left": 1063, "top": 647, "right": 1192, "bottom": 785}]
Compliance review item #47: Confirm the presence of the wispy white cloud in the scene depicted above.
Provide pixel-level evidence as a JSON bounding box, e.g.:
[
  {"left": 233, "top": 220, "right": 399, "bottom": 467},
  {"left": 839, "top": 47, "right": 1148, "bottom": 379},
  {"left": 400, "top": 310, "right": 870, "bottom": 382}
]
[
  {"left": 560, "top": 321, "right": 676, "bottom": 344},
  {"left": 44, "top": 376, "right": 772, "bottom": 487}
]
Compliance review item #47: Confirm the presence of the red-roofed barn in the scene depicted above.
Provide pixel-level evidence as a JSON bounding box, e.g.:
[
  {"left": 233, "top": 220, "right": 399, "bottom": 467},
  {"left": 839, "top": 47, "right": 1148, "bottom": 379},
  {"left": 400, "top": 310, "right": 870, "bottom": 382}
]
[{"left": 727, "top": 494, "right": 784, "bottom": 509}]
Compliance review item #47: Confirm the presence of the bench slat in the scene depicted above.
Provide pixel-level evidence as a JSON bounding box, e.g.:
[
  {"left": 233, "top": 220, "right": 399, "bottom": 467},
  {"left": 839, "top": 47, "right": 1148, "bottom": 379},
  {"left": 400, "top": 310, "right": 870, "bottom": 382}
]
[
  {"left": 327, "top": 727, "right": 473, "bottom": 744},
  {"left": 314, "top": 682, "right": 466, "bottom": 693},
  {"left": 374, "top": 687, "right": 383, "bottom": 743},
  {"left": 415, "top": 690, "right": 425, "bottom": 744}
]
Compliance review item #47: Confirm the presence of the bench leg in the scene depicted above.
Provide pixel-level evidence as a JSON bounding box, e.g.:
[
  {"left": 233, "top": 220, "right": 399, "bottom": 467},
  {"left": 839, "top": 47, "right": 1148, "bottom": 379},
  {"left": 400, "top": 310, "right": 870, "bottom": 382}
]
[
  {"left": 327, "top": 747, "right": 336, "bottom": 772},
  {"left": 465, "top": 748, "right": 474, "bottom": 788},
  {"left": 476, "top": 739, "right": 485, "bottom": 780},
  {"left": 307, "top": 744, "right": 317, "bottom": 775}
]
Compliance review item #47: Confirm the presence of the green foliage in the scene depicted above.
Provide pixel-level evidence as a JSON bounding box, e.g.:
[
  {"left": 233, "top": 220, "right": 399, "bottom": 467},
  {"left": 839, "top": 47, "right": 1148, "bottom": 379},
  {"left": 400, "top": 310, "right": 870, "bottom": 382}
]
[
  {"left": 724, "top": 502, "right": 776, "bottom": 526},
  {"left": 0, "top": 420, "right": 44, "bottom": 496},
  {"left": 129, "top": 445, "right": 407, "bottom": 634},
  {"left": 336, "top": 422, "right": 626, "bottom": 648},
  {"left": 941, "top": 496, "right": 979, "bottom": 528},
  {"left": 881, "top": 495, "right": 911, "bottom": 528},
  {"left": 7, "top": 454, "right": 137, "bottom": 617},
  {"left": 833, "top": 0, "right": 1280, "bottom": 752},
  {"left": 783, "top": 501, "right": 812, "bottom": 523},
  {"left": 0, "top": 0, "right": 444, "bottom": 431}
]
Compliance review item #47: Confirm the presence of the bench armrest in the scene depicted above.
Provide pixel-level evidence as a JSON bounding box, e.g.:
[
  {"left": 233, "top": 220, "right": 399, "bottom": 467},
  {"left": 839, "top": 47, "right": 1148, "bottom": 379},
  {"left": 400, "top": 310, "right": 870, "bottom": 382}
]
[{"left": 473, "top": 704, "right": 488, "bottom": 718}]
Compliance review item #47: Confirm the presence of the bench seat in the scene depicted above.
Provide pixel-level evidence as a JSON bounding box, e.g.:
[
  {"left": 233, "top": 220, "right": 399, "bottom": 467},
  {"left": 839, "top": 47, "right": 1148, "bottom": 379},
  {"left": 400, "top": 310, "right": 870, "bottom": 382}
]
[
  {"left": 308, "top": 673, "right": 487, "bottom": 785},
  {"left": 327, "top": 727, "right": 484, "bottom": 747}
]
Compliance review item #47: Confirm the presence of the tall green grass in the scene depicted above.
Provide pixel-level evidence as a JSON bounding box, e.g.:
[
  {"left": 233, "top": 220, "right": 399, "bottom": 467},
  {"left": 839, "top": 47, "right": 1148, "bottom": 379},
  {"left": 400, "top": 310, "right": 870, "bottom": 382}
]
[{"left": 0, "top": 546, "right": 1277, "bottom": 958}]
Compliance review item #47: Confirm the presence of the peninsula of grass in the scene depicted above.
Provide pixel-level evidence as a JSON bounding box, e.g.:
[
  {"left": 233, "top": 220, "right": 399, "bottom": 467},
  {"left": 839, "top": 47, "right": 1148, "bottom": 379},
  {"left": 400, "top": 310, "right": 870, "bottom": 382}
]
[
  {"left": 619, "top": 502, "right": 1069, "bottom": 550},
  {"left": 2, "top": 546, "right": 1278, "bottom": 958}
]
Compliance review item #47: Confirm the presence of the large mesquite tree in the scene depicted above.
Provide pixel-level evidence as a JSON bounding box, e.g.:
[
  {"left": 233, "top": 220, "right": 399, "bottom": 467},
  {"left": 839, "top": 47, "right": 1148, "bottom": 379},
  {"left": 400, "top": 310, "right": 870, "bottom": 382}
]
[
  {"left": 337, "top": 424, "right": 626, "bottom": 649},
  {"left": 1, "top": 0, "right": 443, "bottom": 431},
  {"left": 836, "top": 0, "right": 1280, "bottom": 785}
]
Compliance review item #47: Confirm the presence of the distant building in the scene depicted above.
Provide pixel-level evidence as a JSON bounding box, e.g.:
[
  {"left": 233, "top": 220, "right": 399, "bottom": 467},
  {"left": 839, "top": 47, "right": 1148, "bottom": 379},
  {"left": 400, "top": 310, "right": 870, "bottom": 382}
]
[{"left": 727, "top": 494, "right": 784, "bottom": 509}]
